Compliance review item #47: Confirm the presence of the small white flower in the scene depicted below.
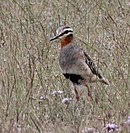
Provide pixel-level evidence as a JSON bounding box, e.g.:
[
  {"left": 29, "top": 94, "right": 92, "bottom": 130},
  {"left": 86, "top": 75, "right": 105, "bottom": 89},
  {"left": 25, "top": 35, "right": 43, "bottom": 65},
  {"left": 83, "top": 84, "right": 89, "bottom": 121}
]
[
  {"left": 87, "top": 128, "right": 94, "bottom": 133},
  {"left": 128, "top": 116, "right": 130, "bottom": 121},
  {"left": 14, "top": 122, "right": 22, "bottom": 131},
  {"left": 103, "top": 123, "right": 119, "bottom": 132},
  {"left": 82, "top": 127, "right": 95, "bottom": 133},
  {"left": 62, "top": 98, "right": 72, "bottom": 105},
  {"left": 106, "top": 123, "right": 118, "bottom": 128},
  {"left": 40, "top": 96, "right": 46, "bottom": 100},
  {"left": 52, "top": 90, "right": 63, "bottom": 95},
  {"left": 57, "top": 90, "right": 63, "bottom": 94},
  {"left": 127, "top": 2, "right": 130, "bottom": 6},
  {"left": 123, "top": 116, "right": 130, "bottom": 125}
]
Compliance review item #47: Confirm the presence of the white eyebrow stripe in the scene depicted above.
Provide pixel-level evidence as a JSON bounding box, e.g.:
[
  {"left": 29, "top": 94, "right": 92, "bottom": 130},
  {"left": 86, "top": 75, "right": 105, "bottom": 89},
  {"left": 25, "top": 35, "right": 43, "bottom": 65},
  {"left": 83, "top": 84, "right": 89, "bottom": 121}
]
[{"left": 63, "top": 28, "right": 73, "bottom": 32}]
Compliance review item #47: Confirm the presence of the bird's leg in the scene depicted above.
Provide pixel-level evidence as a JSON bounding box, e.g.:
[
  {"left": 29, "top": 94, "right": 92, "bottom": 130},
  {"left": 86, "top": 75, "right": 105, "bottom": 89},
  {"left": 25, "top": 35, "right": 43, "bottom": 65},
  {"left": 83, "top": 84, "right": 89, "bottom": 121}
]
[
  {"left": 79, "top": 79, "right": 93, "bottom": 101},
  {"left": 74, "top": 85, "right": 80, "bottom": 101},
  {"left": 86, "top": 84, "right": 93, "bottom": 101}
]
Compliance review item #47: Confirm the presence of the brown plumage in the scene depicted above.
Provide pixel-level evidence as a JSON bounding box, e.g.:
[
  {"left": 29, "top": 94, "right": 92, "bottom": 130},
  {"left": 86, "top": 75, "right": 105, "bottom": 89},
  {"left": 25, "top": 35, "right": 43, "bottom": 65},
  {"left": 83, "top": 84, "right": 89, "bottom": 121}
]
[{"left": 50, "top": 26, "right": 109, "bottom": 101}]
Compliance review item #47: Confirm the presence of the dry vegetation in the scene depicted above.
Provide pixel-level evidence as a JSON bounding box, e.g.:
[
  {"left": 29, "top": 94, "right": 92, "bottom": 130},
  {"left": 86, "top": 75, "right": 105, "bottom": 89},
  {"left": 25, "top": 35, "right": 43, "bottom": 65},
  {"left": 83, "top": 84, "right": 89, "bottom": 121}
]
[{"left": 0, "top": 0, "right": 130, "bottom": 133}]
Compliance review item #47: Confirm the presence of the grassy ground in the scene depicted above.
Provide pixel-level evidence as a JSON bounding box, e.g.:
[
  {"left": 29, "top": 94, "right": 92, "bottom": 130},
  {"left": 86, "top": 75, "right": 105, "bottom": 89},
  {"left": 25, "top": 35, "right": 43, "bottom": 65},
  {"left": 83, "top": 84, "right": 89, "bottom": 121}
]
[{"left": 0, "top": 0, "right": 130, "bottom": 132}]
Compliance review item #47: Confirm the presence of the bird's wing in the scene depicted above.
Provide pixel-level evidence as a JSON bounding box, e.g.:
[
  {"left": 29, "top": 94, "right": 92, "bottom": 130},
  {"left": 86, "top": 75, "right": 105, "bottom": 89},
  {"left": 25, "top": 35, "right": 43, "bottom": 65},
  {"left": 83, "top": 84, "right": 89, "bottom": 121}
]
[{"left": 83, "top": 52, "right": 102, "bottom": 79}]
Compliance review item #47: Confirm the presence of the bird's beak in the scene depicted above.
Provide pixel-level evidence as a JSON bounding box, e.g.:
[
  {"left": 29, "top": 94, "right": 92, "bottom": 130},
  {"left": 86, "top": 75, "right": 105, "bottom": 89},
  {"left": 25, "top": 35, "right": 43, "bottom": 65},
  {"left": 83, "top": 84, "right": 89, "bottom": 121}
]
[{"left": 50, "top": 35, "right": 59, "bottom": 41}]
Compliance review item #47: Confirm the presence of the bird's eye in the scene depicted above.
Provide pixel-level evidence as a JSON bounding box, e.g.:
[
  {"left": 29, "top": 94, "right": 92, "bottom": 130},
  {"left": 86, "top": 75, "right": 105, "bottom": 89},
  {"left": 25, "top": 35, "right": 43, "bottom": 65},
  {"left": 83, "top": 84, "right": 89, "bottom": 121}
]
[{"left": 64, "top": 30, "right": 69, "bottom": 34}]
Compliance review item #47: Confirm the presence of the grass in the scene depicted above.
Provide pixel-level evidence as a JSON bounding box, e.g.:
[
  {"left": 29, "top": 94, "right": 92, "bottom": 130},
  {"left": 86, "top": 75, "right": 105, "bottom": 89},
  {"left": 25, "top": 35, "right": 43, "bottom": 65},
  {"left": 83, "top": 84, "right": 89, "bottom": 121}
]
[{"left": 0, "top": 0, "right": 130, "bottom": 132}]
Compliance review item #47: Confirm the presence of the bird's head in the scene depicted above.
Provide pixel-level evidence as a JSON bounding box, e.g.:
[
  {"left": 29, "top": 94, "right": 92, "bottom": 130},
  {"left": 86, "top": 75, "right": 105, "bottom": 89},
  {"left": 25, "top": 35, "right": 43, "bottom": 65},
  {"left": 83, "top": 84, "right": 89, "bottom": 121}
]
[{"left": 50, "top": 26, "right": 74, "bottom": 48}]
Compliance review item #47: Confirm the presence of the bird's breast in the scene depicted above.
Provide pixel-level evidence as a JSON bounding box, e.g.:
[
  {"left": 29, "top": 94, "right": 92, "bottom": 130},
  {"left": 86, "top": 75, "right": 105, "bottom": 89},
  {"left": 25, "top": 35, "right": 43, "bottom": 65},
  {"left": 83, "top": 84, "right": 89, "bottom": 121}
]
[
  {"left": 59, "top": 51, "right": 76, "bottom": 73},
  {"left": 59, "top": 45, "right": 81, "bottom": 74}
]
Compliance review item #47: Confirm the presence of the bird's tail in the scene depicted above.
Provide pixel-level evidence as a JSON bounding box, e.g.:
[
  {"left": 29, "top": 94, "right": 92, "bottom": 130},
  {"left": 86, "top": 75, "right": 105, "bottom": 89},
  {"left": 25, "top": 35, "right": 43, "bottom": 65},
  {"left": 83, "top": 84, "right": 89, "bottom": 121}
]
[{"left": 99, "top": 77, "right": 110, "bottom": 85}]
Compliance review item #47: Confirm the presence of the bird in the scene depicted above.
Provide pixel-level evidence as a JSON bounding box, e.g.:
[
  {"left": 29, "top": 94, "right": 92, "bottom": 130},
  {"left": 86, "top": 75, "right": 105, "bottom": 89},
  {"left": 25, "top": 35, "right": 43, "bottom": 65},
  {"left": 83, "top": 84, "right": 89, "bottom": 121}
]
[{"left": 50, "top": 26, "right": 109, "bottom": 101}]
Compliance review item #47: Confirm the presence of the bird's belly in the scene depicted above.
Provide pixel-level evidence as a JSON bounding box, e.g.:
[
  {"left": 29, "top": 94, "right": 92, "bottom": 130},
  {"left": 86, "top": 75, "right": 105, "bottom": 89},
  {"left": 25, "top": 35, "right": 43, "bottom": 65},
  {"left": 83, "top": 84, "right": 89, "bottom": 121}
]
[
  {"left": 60, "top": 59, "right": 96, "bottom": 84},
  {"left": 60, "top": 60, "right": 92, "bottom": 75},
  {"left": 60, "top": 62, "right": 83, "bottom": 75},
  {"left": 63, "top": 73, "right": 84, "bottom": 85}
]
